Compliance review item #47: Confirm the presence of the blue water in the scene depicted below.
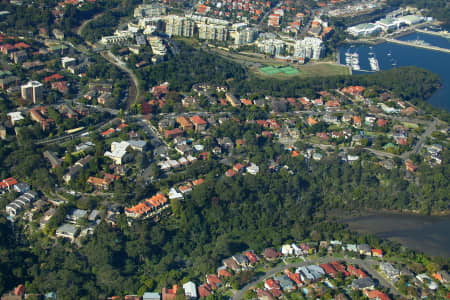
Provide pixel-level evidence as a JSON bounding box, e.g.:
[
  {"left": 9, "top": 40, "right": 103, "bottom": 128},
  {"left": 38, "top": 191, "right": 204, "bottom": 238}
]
[{"left": 340, "top": 32, "right": 450, "bottom": 111}]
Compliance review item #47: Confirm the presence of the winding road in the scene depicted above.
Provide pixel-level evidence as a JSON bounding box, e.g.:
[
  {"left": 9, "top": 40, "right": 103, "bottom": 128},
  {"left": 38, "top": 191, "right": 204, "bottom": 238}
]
[
  {"left": 232, "top": 257, "right": 400, "bottom": 300},
  {"left": 101, "top": 51, "right": 141, "bottom": 108}
]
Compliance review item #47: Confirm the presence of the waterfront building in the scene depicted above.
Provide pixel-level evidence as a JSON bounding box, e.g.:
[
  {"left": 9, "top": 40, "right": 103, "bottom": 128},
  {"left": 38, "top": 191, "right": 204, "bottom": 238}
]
[{"left": 293, "top": 37, "right": 325, "bottom": 60}]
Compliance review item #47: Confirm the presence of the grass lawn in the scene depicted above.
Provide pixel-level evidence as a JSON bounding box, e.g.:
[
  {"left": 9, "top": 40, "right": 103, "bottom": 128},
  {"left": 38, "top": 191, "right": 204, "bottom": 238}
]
[{"left": 401, "top": 121, "right": 419, "bottom": 129}]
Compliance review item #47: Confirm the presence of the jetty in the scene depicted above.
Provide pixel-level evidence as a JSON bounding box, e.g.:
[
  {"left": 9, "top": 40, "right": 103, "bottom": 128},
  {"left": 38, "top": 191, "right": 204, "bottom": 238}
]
[
  {"left": 414, "top": 28, "right": 450, "bottom": 39},
  {"left": 384, "top": 38, "right": 450, "bottom": 54}
]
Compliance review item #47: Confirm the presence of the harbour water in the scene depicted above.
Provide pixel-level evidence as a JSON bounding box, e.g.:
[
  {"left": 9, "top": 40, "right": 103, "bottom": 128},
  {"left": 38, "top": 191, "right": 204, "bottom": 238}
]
[
  {"left": 341, "top": 213, "right": 450, "bottom": 257},
  {"left": 339, "top": 32, "right": 450, "bottom": 111}
]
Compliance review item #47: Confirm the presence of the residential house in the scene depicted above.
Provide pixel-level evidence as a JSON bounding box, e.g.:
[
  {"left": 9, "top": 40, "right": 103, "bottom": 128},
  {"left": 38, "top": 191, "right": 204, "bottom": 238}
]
[
  {"left": 263, "top": 248, "right": 281, "bottom": 261},
  {"left": 0, "top": 177, "right": 18, "bottom": 191},
  {"left": 143, "top": 292, "right": 160, "bottom": 300},
  {"left": 125, "top": 193, "right": 168, "bottom": 219},
  {"left": 40, "top": 208, "right": 56, "bottom": 229},
  {"left": 232, "top": 254, "right": 249, "bottom": 268},
  {"left": 273, "top": 275, "right": 295, "bottom": 291},
  {"left": 226, "top": 93, "right": 241, "bottom": 107},
  {"left": 183, "top": 281, "right": 197, "bottom": 299},
  {"left": 162, "top": 285, "right": 178, "bottom": 300},
  {"left": 63, "top": 165, "right": 82, "bottom": 184},
  {"left": 223, "top": 257, "right": 240, "bottom": 272},
  {"left": 347, "top": 265, "right": 367, "bottom": 278},
  {"left": 380, "top": 263, "right": 399, "bottom": 280},
  {"left": 43, "top": 151, "right": 61, "bottom": 168},
  {"left": 66, "top": 209, "right": 87, "bottom": 224},
  {"left": 87, "top": 176, "right": 114, "bottom": 190},
  {"left": 371, "top": 249, "right": 383, "bottom": 257},
  {"left": 364, "top": 290, "right": 391, "bottom": 300},
  {"left": 55, "top": 223, "right": 79, "bottom": 241},
  {"left": 206, "top": 274, "right": 222, "bottom": 290},
  {"left": 405, "top": 160, "right": 417, "bottom": 173},
  {"left": 190, "top": 115, "right": 208, "bottom": 132},
  {"left": 176, "top": 116, "right": 193, "bottom": 131},
  {"left": 352, "top": 277, "right": 375, "bottom": 290},
  {"left": 5, "top": 191, "right": 37, "bottom": 217},
  {"left": 198, "top": 284, "right": 211, "bottom": 298},
  {"left": 357, "top": 244, "right": 371, "bottom": 256},
  {"left": 320, "top": 263, "right": 338, "bottom": 277},
  {"left": 164, "top": 128, "right": 183, "bottom": 139}
]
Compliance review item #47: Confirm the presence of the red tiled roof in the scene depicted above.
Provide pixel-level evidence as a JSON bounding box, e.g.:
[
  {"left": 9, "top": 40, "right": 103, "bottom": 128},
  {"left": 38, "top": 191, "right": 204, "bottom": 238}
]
[
  {"left": 44, "top": 73, "right": 64, "bottom": 83},
  {"left": 364, "top": 290, "right": 391, "bottom": 300},
  {"left": 192, "top": 178, "right": 204, "bottom": 186},
  {"left": 371, "top": 249, "right": 383, "bottom": 257},
  {"left": 198, "top": 284, "right": 211, "bottom": 297},
  {"left": 0, "top": 177, "right": 18, "bottom": 189},
  {"left": 240, "top": 98, "right": 253, "bottom": 105},
  {"left": 14, "top": 42, "right": 30, "bottom": 49},
  {"left": 190, "top": 115, "right": 207, "bottom": 126},
  {"left": 218, "top": 269, "right": 232, "bottom": 277},
  {"left": 225, "top": 169, "right": 236, "bottom": 177},
  {"left": 101, "top": 128, "right": 115, "bottom": 136}
]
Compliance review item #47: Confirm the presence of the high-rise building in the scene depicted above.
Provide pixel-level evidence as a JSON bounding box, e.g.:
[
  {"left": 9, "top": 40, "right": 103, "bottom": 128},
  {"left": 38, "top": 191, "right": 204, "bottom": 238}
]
[
  {"left": 257, "top": 39, "right": 285, "bottom": 56},
  {"left": 293, "top": 37, "right": 325, "bottom": 60},
  {"left": 235, "top": 27, "right": 258, "bottom": 45},
  {"left": 21, "top": 81, "right": 43, "bottom": 104},
  {"left": 165, "top": 16, "right": 194, "bottom": 37},
  {"left": 198, "top": 23, "right": 228, "bottom": 41}
]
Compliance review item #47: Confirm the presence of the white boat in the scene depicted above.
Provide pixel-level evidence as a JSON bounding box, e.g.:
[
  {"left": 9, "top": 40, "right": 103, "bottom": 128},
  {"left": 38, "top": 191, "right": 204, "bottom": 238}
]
[{"left": 369, "top": 57, "right": 380, "bottom": 71}]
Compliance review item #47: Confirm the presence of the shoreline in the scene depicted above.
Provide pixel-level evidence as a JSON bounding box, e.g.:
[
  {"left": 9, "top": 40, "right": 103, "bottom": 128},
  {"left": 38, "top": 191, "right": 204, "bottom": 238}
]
[{"left": 328, "top": 208, "right": 450, "bottom": 219}]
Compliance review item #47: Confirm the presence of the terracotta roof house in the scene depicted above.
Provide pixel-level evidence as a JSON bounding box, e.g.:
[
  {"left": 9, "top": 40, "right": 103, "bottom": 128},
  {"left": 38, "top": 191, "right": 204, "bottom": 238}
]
[
  {"left": 233, "top": 163, "right": 245, "bottom": 173},
  {"left": 225, "top": 169, "right": 236, "bottom": 177},
  {"left": 371, "top": 249, "right": 383, "bottom": 257},
  {"left": 263, "top": 248, "right": 281, "bottom": 261},
  {"left": 223, "top": 257, "right": 240, "bottom": 272},
  {"left": 265, "top": 278, "right": 280, "bottom": 290},
  {"left": 164, "top": 128, "right": 183, "bottom": 139},
  {"left": 331, "top": 261, "right": 349, "bottom": 276},
  {"left": 320, "top": 263, "right": 338, "bottom": 277},
  {"left": 243, "top": 251, "right": 259, "bottom": 264},
  {"left": 87, "top": 176, "right": 113, "bottom": 190},
  {"left": 162, "top": 285, "right": 178, "bottom": 300},
  {"left": 190, "top": 116, "right": 208, "bottom": 132},
  {"left": 198, "top": 284, "right": 211, "bottom": 297},
  {"left": 176, "top": 116, "right": 193, "bottom": 131},
  {"left": 125, "top": 193, "right": 168, "bottom": 218},
  {"left": 377, "top": 118, "right": 387, "bottom": 127},
  {"left": 192, "top": 178, "right": 204, "bottom": 186},
  {"left": 101, "top": 128, "right": 115, "bottom": 137},
  {"left": 347, "top": 265, "right": 367, "bottom": 278},
  {"left": 307, "top": 116, "right": 318, "bottom": 126},
  {"left": 218, "top": 268, "right": 232, "bottom": 278},
  {"left": 206, "top": 274, "right": 222, "bottom": 290},
  {"left": 405, "top": 160, "right": 417, "bottom": 173},
  {"left": 364, "top": 289, "right": 391, "bottom": 300}
]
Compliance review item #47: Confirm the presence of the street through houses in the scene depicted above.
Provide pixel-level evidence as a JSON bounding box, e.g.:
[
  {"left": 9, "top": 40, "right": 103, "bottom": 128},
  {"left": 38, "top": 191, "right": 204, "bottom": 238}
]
[{"left": 232, "top": 256, "right": 401, "bottom": 300}]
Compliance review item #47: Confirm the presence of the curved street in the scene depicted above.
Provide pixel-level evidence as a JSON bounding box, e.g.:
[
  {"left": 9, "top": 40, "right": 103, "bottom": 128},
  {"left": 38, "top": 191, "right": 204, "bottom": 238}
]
[
  {"left": 232, "top": 256, "right": 400, "bottom": 300},
  {"left": 101, "top": 51, "right": 141, "bottom": 108}
]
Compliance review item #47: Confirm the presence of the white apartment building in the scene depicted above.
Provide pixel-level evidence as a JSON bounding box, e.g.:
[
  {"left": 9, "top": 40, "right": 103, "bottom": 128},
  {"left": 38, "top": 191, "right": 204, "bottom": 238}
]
[
  {"left": 21, "top": 81, "right": 43, "bottom": 104},
  {"left": 293, "top": 37, "right": 325, "bottom": 60},
  {"left": 257, "top": 39, "right": 285, "bottom": 56},
  {"left": 165, "top": 15, "right": 195, "bottom": 37}
]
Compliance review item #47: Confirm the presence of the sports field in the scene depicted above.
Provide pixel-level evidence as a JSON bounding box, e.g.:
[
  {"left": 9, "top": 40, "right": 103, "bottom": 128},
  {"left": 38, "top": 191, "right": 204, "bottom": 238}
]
[{"left": 259, "top": 66, "right": 300, "bottom": 75}]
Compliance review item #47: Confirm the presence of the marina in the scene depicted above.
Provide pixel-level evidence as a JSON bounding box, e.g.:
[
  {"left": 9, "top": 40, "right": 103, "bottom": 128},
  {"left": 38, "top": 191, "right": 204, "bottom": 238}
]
[
  {"left": 368, "top": 56, "right": 380, "bottom": 71},
  {"left": 339, "top": 31, "right": 450, "bottom": 111}
]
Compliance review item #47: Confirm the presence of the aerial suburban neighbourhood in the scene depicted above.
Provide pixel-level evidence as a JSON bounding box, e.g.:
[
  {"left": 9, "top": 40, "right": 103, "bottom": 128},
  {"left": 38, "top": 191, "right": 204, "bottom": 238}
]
[{"left": 0, "top": 0, "right": 448, "bottom": 298}]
